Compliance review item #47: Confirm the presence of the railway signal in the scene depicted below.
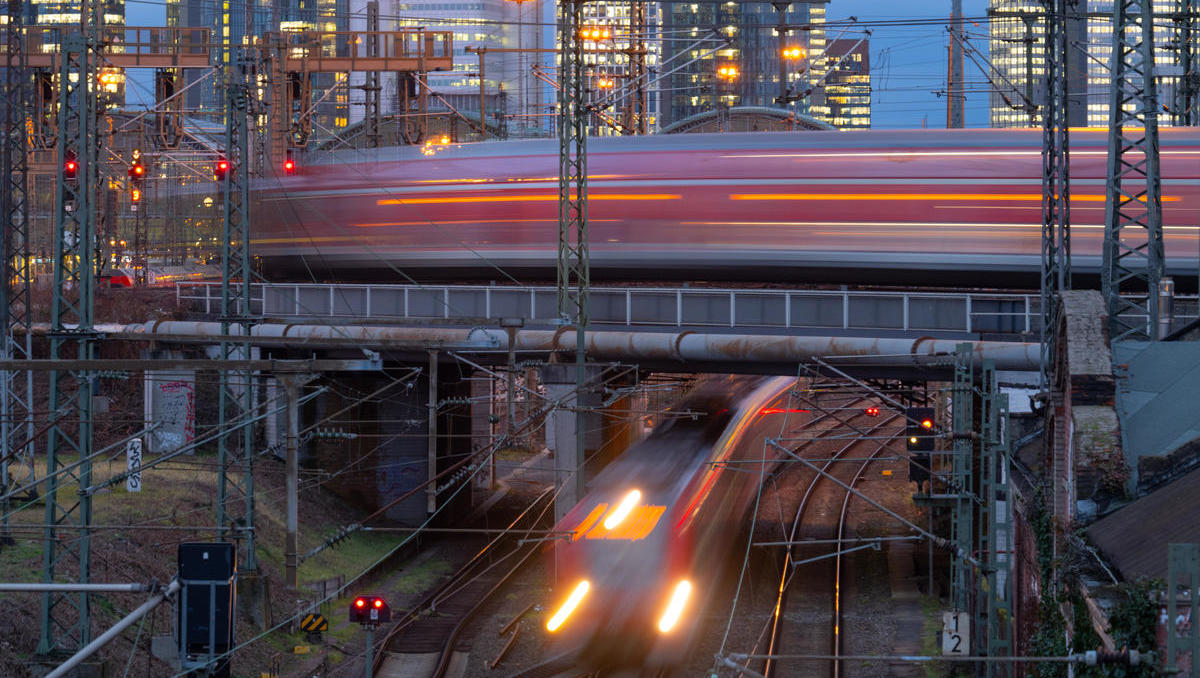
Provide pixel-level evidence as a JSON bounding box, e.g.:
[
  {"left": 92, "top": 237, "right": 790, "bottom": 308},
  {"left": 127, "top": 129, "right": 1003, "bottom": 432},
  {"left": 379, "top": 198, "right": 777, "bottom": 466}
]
[
  {"left": 350, "top": 595, "right": 390, "bottom": 625},
  {"left": 213, "top": 158, "right": 230, "bottom": 181},
  {"left": 906, "top": 407, "right": 935, "bottom": 485},
  {"left": 865, "top": 406, "right": 879, "bottom": 417},
  {"left": 128, "top": 149, "right": 146, "bottom": 184},
  {"left": 283, "top": 156, "right": 296, "bottom": 175},
  {"left": 63, "top": 151, "right": 78, "bottom": 180},
  {"left": 350, "top": 595, "right": 390, "bottom": 678}
]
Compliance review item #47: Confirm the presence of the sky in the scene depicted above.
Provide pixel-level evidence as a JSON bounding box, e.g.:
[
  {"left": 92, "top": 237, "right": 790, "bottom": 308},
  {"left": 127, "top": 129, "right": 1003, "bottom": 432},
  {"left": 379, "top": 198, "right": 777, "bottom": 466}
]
[
  {"left": 826, "top": 0, "right": 991, "bottom": 129},
  {"left": 125, "top": 0, "right": 995, "bottom": 130}
]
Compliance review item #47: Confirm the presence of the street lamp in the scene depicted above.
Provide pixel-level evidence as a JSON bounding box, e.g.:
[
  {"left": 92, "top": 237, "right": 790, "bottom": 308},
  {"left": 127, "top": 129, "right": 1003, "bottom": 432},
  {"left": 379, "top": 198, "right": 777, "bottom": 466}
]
[
  {"left": 781, "top": 46, "right": 806, "bottom": 61},
  {"left": 777, "top": 43, "right": 808, "bottom": 106}
]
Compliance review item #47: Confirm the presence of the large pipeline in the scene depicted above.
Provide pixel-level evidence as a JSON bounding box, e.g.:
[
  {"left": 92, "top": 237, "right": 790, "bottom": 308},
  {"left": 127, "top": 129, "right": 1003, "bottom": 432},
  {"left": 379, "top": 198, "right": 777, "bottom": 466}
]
[{"left": 97, "top": 320, "right": 1039, "bottom": 371}]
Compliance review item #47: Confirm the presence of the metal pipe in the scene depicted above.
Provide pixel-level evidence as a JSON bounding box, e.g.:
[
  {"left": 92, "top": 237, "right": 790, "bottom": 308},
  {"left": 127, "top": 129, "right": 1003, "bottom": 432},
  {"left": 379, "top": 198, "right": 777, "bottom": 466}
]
[
  {"left": 100, "top": 322, "right": 1040, "bottom": 371},
  {"left": 0, "top": 582, "right": 152, "bottom": 592},
  {"left": 45, "top": 579, "right": 181, "bottom": 678}
]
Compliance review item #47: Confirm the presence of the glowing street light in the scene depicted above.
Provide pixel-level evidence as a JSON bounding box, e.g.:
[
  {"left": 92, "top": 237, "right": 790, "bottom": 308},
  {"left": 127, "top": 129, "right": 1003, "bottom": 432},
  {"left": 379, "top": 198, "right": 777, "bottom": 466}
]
[
  {"left": 782, "top": 45, "right": 806, "bottom": 60},
  {"left": 579, "top": 26, "right": 612, "bottom": 40}
]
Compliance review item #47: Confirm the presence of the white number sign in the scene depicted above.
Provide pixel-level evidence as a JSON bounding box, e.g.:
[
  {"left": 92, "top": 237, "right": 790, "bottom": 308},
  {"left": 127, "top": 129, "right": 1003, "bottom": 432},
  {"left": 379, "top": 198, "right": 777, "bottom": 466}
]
[{"left": 942, "top": 611, "right": 969, "bottom": 656}]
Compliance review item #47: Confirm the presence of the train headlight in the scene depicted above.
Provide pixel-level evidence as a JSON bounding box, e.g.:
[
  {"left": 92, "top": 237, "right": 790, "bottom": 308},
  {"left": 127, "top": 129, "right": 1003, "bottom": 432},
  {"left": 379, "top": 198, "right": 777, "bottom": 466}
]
[
  {"left": 656, "top": 579, "right": 693, "bottom": 633},
  {"left": 603, "top": 489, "right": 642, "bottom": 531},
  {"left": 546, "top": 580, "right": 590, "bottom": 633}
]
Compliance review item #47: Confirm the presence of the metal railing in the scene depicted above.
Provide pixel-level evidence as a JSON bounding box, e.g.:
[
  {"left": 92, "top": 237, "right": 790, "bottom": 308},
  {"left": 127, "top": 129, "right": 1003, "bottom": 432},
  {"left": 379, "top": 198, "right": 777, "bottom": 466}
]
[{"left": 177, "top": 282, "right": 1051, "bottom": 336}]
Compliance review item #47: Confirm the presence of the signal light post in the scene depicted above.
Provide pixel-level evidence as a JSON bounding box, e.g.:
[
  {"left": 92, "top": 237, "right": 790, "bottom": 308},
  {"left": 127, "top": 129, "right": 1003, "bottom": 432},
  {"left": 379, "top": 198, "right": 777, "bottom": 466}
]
[
  {"left": 350, "top": 596, "right": 390, "bottom": 678},
  {"left": 906, "top": 407, "right": 935, "bottom": 486}
]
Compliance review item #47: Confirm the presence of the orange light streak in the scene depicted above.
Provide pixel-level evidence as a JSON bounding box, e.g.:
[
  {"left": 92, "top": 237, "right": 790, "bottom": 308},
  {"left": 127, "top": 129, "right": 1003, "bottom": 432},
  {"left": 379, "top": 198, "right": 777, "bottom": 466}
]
[
  {"left": 730, "top": 193, "right": 1180, "bottom": 203},
  {"left": 378, "top": 194, "right": 680, "bottom": 205}
]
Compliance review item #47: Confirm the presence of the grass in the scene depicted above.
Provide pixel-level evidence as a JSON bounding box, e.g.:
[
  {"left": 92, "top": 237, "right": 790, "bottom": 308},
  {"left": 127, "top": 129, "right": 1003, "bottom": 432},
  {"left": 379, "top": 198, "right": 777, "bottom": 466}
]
[
  {"left": 300, "top": 531, "right": 406, "bottom": 585},
  {"left": 391, "top": 556, "right": 452, "bottom": 595},
  {"left": 919, "top": 595, "right": 951, "bottom": 678}
]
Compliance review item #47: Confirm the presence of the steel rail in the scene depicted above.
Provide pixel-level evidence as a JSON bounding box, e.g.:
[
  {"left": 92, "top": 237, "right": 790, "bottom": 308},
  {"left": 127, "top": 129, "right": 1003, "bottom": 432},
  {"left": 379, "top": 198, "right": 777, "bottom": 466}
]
[{"left": 761, "top": 409, "right": 899, "bottom": 678}]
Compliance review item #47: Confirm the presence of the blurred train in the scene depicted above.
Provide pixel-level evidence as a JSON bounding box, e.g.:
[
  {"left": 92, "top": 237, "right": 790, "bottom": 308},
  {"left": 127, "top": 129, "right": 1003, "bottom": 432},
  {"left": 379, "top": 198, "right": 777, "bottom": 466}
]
[
  {"left": 98, "top": 265, "right": 220, "bottom": 288},
  {"left": 541, "top": 375, "right": 795, "bottom": 671},
  {"left": 253, "top": 128, "right": 1200, "bottom": 286}
]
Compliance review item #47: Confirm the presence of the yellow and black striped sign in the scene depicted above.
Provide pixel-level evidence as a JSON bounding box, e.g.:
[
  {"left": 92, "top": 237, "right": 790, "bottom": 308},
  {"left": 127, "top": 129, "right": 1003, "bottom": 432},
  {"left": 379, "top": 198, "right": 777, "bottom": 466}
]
[{"left": 300, "top": 613, "right": 328, "bottom": 633}]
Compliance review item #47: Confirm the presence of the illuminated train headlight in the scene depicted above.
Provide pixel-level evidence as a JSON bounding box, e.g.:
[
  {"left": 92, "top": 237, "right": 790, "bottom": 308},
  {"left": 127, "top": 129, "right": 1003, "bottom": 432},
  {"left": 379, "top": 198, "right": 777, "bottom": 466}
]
[
  {"left": 656, "top": 580, "right": 693, "bottom": 633},
  {"left": 546, "top": 580, "right": 590, "bottom": 633}
]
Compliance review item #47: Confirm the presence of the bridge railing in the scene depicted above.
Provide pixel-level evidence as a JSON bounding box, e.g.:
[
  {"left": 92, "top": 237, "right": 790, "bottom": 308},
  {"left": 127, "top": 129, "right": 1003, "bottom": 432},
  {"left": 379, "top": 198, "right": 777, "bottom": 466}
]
[{"left": 176, "top": 282, "right": 1051, "bottom": 336}]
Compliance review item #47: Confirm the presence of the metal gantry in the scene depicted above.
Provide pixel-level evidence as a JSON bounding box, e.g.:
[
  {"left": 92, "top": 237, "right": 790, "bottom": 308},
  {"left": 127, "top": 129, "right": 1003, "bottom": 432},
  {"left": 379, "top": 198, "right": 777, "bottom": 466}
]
[
  {"left": 1041, "top": 0, "right": 1071, "bottom": 384},
  {"left": 558, "top": 0, "right": 590, "bottom": 510},
  {"left": 1, "top": 0, "right": 36, "bottom": 545},
  {"left": 1175, "top": 0, "right": 1198, "bottom": 126},
  {"left": 950, "top": 344, "right": 974, "bottom": 624},
  {"left": 40, "top": 13, "right": 101, "bottom": 653},
  {"left": 979, "top": 362, "right": 1013, "bottom": 676},
  {"left": 217, "top": 52, "right": 259, "bottom": 572},
  {"left": 1103, "top": 0, "right": 1164, "bottom": 341},
  {"left": 557, "top": 0, "right": 590, "bottom": 333}
]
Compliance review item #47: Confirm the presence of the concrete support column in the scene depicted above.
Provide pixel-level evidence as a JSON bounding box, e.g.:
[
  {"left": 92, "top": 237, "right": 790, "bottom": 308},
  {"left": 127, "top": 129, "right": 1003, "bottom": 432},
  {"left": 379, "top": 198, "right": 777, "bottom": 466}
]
[
  {"left": 542, "top": 363, "right": 602, "bottom": 522},
  {"left": 278, "top": 372, "right": 315, "bottom": 590}
]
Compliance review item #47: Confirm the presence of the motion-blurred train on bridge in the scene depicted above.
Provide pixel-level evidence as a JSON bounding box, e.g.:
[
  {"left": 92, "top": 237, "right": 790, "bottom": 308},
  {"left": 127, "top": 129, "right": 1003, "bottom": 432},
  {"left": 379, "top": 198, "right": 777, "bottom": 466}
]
[{"left": 253, "top": 128, "right": 1200, "bottom": 286}]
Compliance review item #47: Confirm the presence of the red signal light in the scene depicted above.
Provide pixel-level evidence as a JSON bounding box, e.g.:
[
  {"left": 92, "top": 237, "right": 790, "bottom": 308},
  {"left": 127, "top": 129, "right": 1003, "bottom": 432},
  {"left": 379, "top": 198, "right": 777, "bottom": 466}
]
[
  {"left": 214, "top": 159, "right": 229, "bottom": 181},
  {"left": 354, "top": 598, "right": 365, "bottom": 608},
  {"left": 373, "top": 599, "right": 383, "bottom": 609},
  {"left": 283, "top": 158, "right": 296, "bottom": 175},
  {"left": 865, "top": 406, "right": 879, "bottom": 417},
  {"left": 64, "top": 159, "right": 78, "bottom": 179}
]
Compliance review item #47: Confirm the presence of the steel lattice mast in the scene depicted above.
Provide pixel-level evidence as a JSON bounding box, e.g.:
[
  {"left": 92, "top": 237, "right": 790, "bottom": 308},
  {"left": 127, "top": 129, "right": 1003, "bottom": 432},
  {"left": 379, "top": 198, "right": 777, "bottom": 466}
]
[
  {"left": 1041, "top": 0, "right": 1071, "bottom": 383},
  {"left": 40, "top": 0, "right": 101, "bottom": 653},
  {"left": 217, "top": 50, "right": 259, "bottom": 572},
  {"left": 1, "top": 0, "right": 36, "bottom": 544},
  {"left": 558, "top": 0, "right": 589, "bottom": 509},
  {"left": 1176, "top": 0, "right": 1198, "bottom": 126},
  {"left": 1103, "top": 0, "right": 1164, "bottom": 341}
]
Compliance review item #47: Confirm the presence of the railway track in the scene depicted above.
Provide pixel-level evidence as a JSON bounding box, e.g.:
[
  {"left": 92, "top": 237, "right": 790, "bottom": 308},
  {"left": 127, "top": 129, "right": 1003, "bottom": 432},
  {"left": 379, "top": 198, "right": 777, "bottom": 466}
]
[
  {"left": 698, "top": 383, "right": 910, "bottom": 678},
  {"left": 373, "top": 488, "right": 555, "bottom": 678}
]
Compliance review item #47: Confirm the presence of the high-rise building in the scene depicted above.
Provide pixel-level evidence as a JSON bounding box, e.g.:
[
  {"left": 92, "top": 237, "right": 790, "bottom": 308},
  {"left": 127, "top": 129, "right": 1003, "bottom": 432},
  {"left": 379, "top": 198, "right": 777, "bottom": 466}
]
[
  {"left": 394, "top": 0, "right": 516, "bottom": 131},
  {"left": 658, "top": 1, "right": 826, "bottom": 127},
  {"left": 820, "top": 37, "right": 870, "bottom": 129},
  {"left": 988, "top": 0, "right": 1193, "bottom": 128},
  {"left": 171, "top": 0, "right": 349, "bottom": 134},
  {"left": 31, "top": 0, "right": 127, "bottom": 103}
]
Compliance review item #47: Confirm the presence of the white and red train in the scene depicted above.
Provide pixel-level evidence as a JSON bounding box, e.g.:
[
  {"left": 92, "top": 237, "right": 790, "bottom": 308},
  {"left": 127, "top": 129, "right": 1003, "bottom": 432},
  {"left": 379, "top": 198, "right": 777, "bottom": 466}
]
[
  {"left": 254, "top": 128, "right": 1200, "bottom": 285},
  {"left": 542, "top": 375, "right": 795, "bottom": 671}
]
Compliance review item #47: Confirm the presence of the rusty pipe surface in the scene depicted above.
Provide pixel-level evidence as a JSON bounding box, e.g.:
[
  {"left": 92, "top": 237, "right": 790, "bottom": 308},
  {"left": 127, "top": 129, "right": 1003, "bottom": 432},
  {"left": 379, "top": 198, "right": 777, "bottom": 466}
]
[{"left": 94, "top": 321, "right": 1038, "bottom": 370}]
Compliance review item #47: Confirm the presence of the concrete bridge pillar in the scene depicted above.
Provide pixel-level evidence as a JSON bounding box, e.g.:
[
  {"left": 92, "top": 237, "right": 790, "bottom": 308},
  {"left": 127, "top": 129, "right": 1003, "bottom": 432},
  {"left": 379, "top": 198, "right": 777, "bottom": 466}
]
[{"left": 542, "top": 363, "right": 603, "bottom": 522}]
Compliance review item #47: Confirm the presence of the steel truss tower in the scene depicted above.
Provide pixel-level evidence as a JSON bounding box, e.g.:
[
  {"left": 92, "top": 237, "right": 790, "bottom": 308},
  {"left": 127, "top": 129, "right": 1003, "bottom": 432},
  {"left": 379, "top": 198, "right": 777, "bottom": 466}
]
[
  {"left": 40, "top": 13, "right": 101, "bottom": 653},
  {"left": 1041, "top": 0, "right": 1071, "bottom": 383},
  {"left": 217, "top": 51, "right": 259, "bottom": 571},
  {"left": 1, "top": 0, "right": 36, "bottom": 543},
  {"left": 558, "top": 0, "right": 589, "bottom": 331},
  {"left": 1103, "top": 0, "right": 1164, "bottom": 341},
  {"left": 558, "top": 0, "right": 590, "bottom": 508},
  {"left": 1176, "top": 0, "right": 1198, "bottom": 125}
]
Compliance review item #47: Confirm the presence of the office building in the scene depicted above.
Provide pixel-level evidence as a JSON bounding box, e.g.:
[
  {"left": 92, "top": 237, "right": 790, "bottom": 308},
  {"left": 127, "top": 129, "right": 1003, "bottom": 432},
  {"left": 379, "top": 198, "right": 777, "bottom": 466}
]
[
  {"left": 658, "top": 0, "right": 826, "bottom": 127},
  {"left": 988, "top": 0, "right": 1193, "bottom": 128},
  {"left": 820, "top": 37, "right": 870, "bottom": 129}
]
